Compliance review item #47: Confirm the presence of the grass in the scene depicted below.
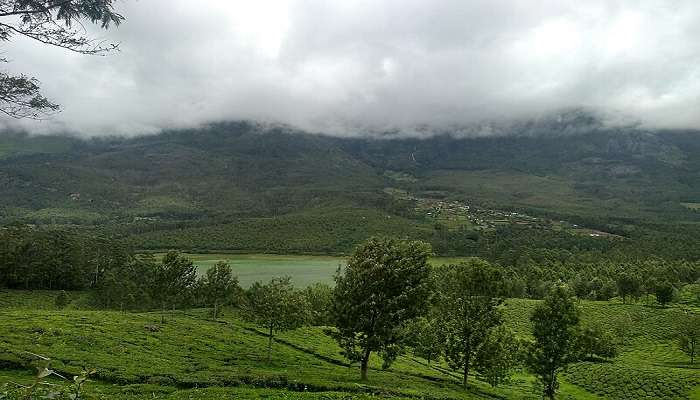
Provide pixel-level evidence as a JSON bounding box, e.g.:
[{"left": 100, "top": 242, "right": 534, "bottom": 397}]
[
  {"left": 1, "top": 292, "right": 698, "bottom": 399},
  {"left": 503, "top": 299, "right": 700, "bottom": 400},
  {"left": 151, "top": 253, "right": 470, "bottom": 287}
]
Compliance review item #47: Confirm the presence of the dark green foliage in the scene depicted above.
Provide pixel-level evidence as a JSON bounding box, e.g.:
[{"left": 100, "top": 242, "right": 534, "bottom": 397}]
[
  {"left": 151, "top": 252, "right": 198, "bottom": 321},
  {"left": 678, "top": 313, "right": 700, "bottom": 364},
  {"left": 197, "top": 261, "right": 241, "bottom": 319},
  {"left": 574, "top": 324, "right": 618, "bottom": 360},
  {"left": 332, "top": 237, "right": 432, "bottom": 380},
  {"left": 406, "top": 317, "right": 442, "bottom": 365},
  {"left": 655, "top": 281, "right": 675, "bottom": 307},
  {"left": 95, "top": 255, "right": 155, "bottom": 311},
  {"left": 303, "top": 283, "right": 333, "bottom": 326},
  {"left": 617, "top": 273, "right": 642, "bottom": 303},
  {"left": 0, "top": 226, "right": 131, "bottom": 291},
  {"left": 0, "top": 0, "right": 123, "bottom": 119},
  {"left": 245, "top": 277, "right": 310, "bottom": 363},
  {"left": 434, "top": 259, "right": 506, "bottom": 387},
  {"left": 53, "top": 291, "right": 69, "bottom": 309},
  {"left": 527, "top": 285, "right": 580, "bottom": 400},
  {"left": 474, "top": 325, "right": 520, "bottom": 388}
]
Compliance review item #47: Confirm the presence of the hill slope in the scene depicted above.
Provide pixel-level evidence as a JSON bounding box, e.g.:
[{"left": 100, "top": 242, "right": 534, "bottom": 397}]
[{"left": 1, "top": 119, "right": 699, "bottom": 255}]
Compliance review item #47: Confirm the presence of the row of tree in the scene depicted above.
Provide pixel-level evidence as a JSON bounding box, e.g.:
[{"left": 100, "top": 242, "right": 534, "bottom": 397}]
[{"left": 330, "top": 238, "right": 621, "bottom": 399}]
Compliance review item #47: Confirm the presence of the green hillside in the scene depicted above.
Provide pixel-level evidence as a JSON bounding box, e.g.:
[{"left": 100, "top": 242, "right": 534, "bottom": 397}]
[
  {"left": 1, "top": 122, "right": 700, "bottom": 257},
  {"left": 0, "top": 292, "right": 697, "bottom": 399}
]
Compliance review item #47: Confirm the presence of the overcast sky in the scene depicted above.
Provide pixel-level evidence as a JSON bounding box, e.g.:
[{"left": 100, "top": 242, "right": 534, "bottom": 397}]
[{"left": 3, "top": 0, "right": 700, "bottom": 136}]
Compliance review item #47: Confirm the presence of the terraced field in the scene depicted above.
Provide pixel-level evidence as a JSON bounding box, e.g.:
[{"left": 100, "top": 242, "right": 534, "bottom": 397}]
[{"left": 1, "top": 292, "right": 697, "bottom": 399}]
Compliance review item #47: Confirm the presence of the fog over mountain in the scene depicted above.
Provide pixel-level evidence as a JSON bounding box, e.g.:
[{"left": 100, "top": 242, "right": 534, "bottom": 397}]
[{"left": 3, "top": 0, "right": 700, "bottom": 137}]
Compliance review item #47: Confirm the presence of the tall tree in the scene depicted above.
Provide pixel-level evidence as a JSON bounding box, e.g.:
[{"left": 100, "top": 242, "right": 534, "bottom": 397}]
[
  {"left": 475, "top": 325, "right": 520, "bottom": 388},
  {"left": 245, "top": 276, "right": 309, "bottom": 363},
  {"left": 332, "top": 237, "right": 432, "bottom": 381},
  {"left": 0, "top": 0, "right": 124, "bottom": 118},
  {"left": 435, "top": 259, "right": 504, "bottom": 387},
  {"left": 616, "top": 273, "right": 641, "bottom": 304},
  {"left": 198, "top": 261, "right": 240, "bottom": 319},
  {"left": 303, "top": 282, "right": 333, "bottom": 326},
  {"left": 655, "top": 281, "right": 675, "bottom": 307},
  {"left": 408, "top": 316, "right": 442, "bottom": 366},
  {"left": 527, "top": 285, "right": 580, "bottom": 400},
  {"left": 151, "top": 251, "right": 197, "bottom": 323},
  {"left": 679, "top": 313, "right": 700, "bottom": 364}
]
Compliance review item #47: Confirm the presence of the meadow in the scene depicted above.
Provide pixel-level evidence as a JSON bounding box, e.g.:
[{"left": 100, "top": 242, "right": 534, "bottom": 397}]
[{"left": 0, "top": 291, "right": 697, "bottom": 400}]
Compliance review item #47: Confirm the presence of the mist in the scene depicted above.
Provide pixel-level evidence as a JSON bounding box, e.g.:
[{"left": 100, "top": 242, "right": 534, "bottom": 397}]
[{"left": 3, "top": 0, "right": 700, "bottom": 137}]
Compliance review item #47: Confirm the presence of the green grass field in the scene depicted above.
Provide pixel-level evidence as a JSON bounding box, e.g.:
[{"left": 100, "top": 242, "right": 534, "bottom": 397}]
[
  {"left": 1, "top": 291, "right": 698, "bottom": 400},
  {"left": 153, "top": 254, "right": 469, "bottom": 287}
]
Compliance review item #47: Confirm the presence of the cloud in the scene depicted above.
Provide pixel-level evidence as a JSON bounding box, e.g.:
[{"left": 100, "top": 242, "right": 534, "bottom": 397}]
[{"left": 2, "top": 0, "right": 700, "bottom": 136}]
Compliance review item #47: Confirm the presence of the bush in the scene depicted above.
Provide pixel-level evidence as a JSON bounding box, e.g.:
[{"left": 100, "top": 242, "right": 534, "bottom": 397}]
[{"left": 54, "top": 291, "right": 70, "bottom": 309}]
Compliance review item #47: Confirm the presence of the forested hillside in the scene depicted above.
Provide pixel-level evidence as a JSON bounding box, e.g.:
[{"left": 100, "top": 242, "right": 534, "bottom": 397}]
[{"left": 1, "top": 118, "right": 699, "bottom": 258}]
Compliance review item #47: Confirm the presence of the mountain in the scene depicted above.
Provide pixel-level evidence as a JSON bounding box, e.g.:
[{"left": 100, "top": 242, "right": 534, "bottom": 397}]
[{"left": 1, "top": 119, "right": 699, "bottom": 255}]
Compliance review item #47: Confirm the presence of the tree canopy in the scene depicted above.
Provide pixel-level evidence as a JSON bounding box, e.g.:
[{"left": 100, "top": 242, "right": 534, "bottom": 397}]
[
  {"left": 332, "top": 236, "right": 433, "bottom": 380},
  {"left": 0, "top": 0, "right": 123, "bottom": 118}
]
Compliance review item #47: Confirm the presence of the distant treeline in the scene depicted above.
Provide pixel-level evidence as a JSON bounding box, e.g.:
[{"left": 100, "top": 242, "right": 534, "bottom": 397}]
[{"left": 1, "top": 226, "right": 698, "bottom": 305}]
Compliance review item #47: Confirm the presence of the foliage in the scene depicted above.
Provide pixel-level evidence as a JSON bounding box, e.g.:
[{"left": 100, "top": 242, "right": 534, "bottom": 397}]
[
  {"left": 244, "top": 277, "right": 310, "bottom": 363},
  {"left": 406, "top": 317, "right": 442, "bottom": 365},
  {"left": 434, "top": 258, "right": 506, "bottom": 387},
  {"left": 53, "top": 291, "right": 69, "bottom": 309},
  {"left": 678, "top": 313, "right": 700, "bottom": 364},
  {"left": 616, "top": 273, "right": 641, "bottom": 304},
  {"left": 151, "top": 251, "right": 197, "bottom": 318},
  {"left": 474, "top": 325, "right": 520, "bottom": 388},
  {"left": 0, "top": 353, "right": 94, "bottom": 400},
  {"left": 196, "top": 261, "right": 241, "bottom": 319},
  {"left": 332, "top": 237, "right": 432, "bottom": 380},
  {"left": 0, "top": 0, "right": 123, "bottom": 119},
  {"left": 655, "top": 281, "right": 675, "bottom": 307},
  {"left": 1, "top": 290, "right": 699, "bottom": 400},
  {"left": 527, "top": 285, "right": 580, "bottom": 400},
  {"left": 573, "top": 324, "right": 618, "bottom": 361},
  {"left": 302, "top": 283, "right": 333, "bottom": 326},
  {"left": 0, "top": 226, "right": 131, "bottom": 291}
]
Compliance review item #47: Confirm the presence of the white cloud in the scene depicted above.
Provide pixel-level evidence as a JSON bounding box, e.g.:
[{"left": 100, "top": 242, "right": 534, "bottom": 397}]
[{"left": 2, "top": 0, "right": 700, "bottom": 136}]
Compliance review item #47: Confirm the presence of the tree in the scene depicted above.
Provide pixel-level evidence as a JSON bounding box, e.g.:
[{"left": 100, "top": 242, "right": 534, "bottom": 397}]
[
  {"left": 151, "top": 251, "right": 197, "bottom": 323},
  {"left": 613, "top": 312, "right": 634, "bottom": 346},
  {"left": 527, "top": 285, "right": 580, "bottom": 400},
  {"left": 332, "top": 237, "right": 433, "bottom": 381},
  {"left": 679, "top": 313, "right": 700, "bottom": 364},
  {"left": 54, "top": 290, "right": 70, "bottom": 309},
  {"left": 408, "top": 317, "right": 442, "bottom": 366},
  {"left": 0, "top": 0, "right": 123, "bottom": 119},
  {"left": 475, "top": 325, "right": 520, "bottom": 388},
  {"left": 245, "top": 276, "right": 309, "bottom": 363},
  {"left": 655, "top": 281, "right": 675, "bottom": 307},
  {"left": 435, "top": 259, "right": 505, "bottom": 387},
  {"left": 303, "top": 282, "right": 333, "bottom": 326},
  {"left": 574, "top": 324, "right": 617, "bottom": 360},
  {"left": 616, "top": 273, "right": 641, "bottom": 304},
  {"left": 198, "top": 261, "right": 240, "bottom": 319}
]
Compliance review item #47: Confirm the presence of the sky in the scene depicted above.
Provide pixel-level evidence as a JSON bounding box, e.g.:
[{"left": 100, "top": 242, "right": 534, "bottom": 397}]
[{"left": 3, "top": 0, "right": 700, "bottom": 137}]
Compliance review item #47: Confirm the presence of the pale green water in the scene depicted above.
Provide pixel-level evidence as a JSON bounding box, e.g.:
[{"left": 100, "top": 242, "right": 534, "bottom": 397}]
[{"left": 178, "top": 253, "right": 466, "bottom": 288}]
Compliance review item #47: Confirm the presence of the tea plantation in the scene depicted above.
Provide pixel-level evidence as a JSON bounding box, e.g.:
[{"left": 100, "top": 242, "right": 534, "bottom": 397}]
[{"left": 0, "top": 291, "right": 697, "bottom": 399}]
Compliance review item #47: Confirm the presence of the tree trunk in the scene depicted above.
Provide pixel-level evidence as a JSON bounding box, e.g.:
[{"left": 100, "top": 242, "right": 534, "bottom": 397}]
[
  {"left": 463, "top": 344, "right": 471, "bottom": 388},
  {"left": 267, "top": 326, "right": 274, "bottom": 364},
  {"left": 161, "top": 302, "right": 166, "bottom": 324},
  {"left": 213, "top": 301, "right": 218, "bottom": 319},
  {"left": 462, "top": 361, "right": 469, "bottom": 388},
  {"left": 360, "top": 348, "right": 371, "bottom": 381}
]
